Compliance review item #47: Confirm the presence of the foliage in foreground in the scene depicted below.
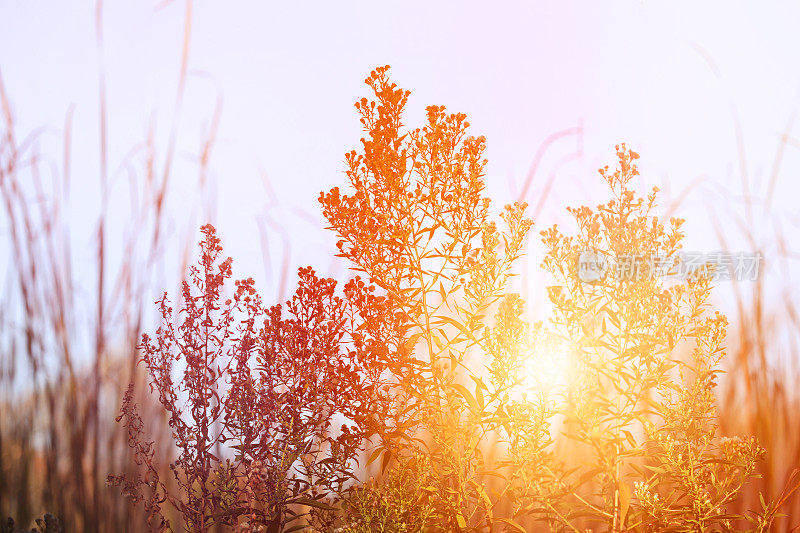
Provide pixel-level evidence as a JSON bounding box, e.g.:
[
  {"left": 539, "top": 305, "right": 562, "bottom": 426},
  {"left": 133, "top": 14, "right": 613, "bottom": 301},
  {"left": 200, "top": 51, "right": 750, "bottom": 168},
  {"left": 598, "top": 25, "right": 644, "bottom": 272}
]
[
  {"left": 2, "top": 514, "right": 62, "bottom": 533},
  {"left": 110, "top": 67, "right": 790, "bottom": 531},
  {"left": 108, "top": 225, "right": 408, "bottom": 531}
]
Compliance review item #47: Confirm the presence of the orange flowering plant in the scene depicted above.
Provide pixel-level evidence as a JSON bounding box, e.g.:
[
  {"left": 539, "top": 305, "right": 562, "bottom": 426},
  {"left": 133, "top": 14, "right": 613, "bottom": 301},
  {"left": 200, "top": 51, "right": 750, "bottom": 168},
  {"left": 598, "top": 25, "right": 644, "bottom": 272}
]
[{"left": 320, "top": 66, "right": 549, "bottom": 531}]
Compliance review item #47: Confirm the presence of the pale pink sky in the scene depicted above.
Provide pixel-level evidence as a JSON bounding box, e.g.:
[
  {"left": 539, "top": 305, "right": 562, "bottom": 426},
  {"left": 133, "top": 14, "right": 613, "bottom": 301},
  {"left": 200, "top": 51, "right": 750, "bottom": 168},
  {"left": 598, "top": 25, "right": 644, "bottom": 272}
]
[{"left": 1, "top": 1, "right": 799, "bottom": 358}]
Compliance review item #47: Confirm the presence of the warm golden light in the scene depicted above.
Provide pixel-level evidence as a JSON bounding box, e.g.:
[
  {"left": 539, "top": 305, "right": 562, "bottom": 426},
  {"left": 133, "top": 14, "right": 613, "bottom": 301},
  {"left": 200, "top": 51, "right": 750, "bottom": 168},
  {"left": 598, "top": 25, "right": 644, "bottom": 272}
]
[{"left": 513, "top": 337, "right": 571, "bottom": 402}]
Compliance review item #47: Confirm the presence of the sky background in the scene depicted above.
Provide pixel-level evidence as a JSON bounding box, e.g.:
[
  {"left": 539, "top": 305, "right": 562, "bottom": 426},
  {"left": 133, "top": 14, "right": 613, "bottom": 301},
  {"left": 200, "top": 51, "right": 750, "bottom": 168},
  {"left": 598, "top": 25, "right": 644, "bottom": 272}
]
[{"left": 1, "top": 1, "right": 799, "bottom": 364}]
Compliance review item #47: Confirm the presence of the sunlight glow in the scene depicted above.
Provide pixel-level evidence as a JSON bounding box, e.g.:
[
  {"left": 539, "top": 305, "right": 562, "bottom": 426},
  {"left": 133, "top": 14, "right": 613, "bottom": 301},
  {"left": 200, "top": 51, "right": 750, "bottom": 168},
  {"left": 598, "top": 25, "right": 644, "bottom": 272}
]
[{"left": 515, "top": 339, "right": 571, "bottom": 401}]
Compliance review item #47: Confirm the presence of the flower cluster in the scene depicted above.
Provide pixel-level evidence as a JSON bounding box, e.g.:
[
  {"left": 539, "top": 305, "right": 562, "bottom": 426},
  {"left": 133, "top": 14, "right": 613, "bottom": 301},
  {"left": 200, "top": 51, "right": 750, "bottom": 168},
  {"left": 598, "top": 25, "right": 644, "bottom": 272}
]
[
  {"left": 540, "top": 147, "right": 773, "bottom": 531},
  {"left": 110, "top": 226, "right": 408, "bottom": 531}
]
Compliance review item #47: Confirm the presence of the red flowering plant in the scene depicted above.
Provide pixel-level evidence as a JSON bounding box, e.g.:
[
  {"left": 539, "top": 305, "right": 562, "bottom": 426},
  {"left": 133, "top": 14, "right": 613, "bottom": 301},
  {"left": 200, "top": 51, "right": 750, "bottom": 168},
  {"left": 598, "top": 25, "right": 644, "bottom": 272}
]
[{"left": 109, "top": 225, "right": 408, "bottom": 532}]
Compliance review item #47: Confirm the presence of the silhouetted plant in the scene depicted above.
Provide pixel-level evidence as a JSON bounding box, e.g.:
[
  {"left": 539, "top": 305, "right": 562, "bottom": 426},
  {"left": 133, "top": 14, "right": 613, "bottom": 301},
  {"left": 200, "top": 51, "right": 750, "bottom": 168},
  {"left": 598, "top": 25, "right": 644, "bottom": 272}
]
[{"left": 110, "top": 225, "right": 408, "bottom": 531}]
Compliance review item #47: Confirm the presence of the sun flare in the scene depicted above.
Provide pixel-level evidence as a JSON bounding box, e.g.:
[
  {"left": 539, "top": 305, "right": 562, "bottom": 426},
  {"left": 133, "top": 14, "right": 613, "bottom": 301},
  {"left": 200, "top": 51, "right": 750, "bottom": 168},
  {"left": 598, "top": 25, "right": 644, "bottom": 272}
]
[{"left": 514, "top": 339, "right": 572, "bottom": 401}]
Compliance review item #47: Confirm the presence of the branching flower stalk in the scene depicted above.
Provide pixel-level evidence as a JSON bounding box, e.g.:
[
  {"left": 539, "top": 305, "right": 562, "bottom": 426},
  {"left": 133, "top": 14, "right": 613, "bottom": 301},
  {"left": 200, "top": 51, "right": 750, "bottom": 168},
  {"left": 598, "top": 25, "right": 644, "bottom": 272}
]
[
  {"left": 539, "top": 145, "right": 775, "bottom": 532},
  {"left": 110, "top": 226, "right": 407, "bottom": 531},
  {"left": 321, "top": 66, "right": 559, "bottom": 531}
]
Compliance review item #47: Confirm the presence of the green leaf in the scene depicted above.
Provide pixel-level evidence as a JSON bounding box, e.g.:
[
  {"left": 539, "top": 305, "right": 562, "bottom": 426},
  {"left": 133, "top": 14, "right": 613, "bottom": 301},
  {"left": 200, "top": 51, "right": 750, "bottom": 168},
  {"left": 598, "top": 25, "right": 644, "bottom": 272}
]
[
  {"left": 451, "top": 383, "right": 480, "bottom": 413},
  {"left": 366, "top": 447, "right": 383, "bottom": 466},
  {"left": 433, "top": 315, "right": 472, "bottom": 340},
  {"left": 470, "top": 375, "right": 488, "bottom": 391},
  {"left": 291, "top": 497, "right": 336, "bottom": 511},
  {"left": 622, "top": 429, "right": 637, "bottom": 448},
  {"left": 381, "top": 448, "right": 393, "bottom": 473},
  {"left": 496, "top": 518, "right": 527, "bottom": 533}
]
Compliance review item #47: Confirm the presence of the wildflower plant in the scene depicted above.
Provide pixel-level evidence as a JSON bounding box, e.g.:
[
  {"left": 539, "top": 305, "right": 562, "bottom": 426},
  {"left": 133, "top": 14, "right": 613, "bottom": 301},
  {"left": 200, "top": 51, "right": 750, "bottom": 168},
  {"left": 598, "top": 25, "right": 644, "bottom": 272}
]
[
  {"left": 110, "top": 68, "right": 785, "bottom": 532},
  {"left": 320, "top": 66, "right": 553, "bottom": 530},
  {"left": 537, "top": 145, "right": 775, "bottom": 531},
  {"left": 109, "top": 225, "right": 406, "bottom": 531}
]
